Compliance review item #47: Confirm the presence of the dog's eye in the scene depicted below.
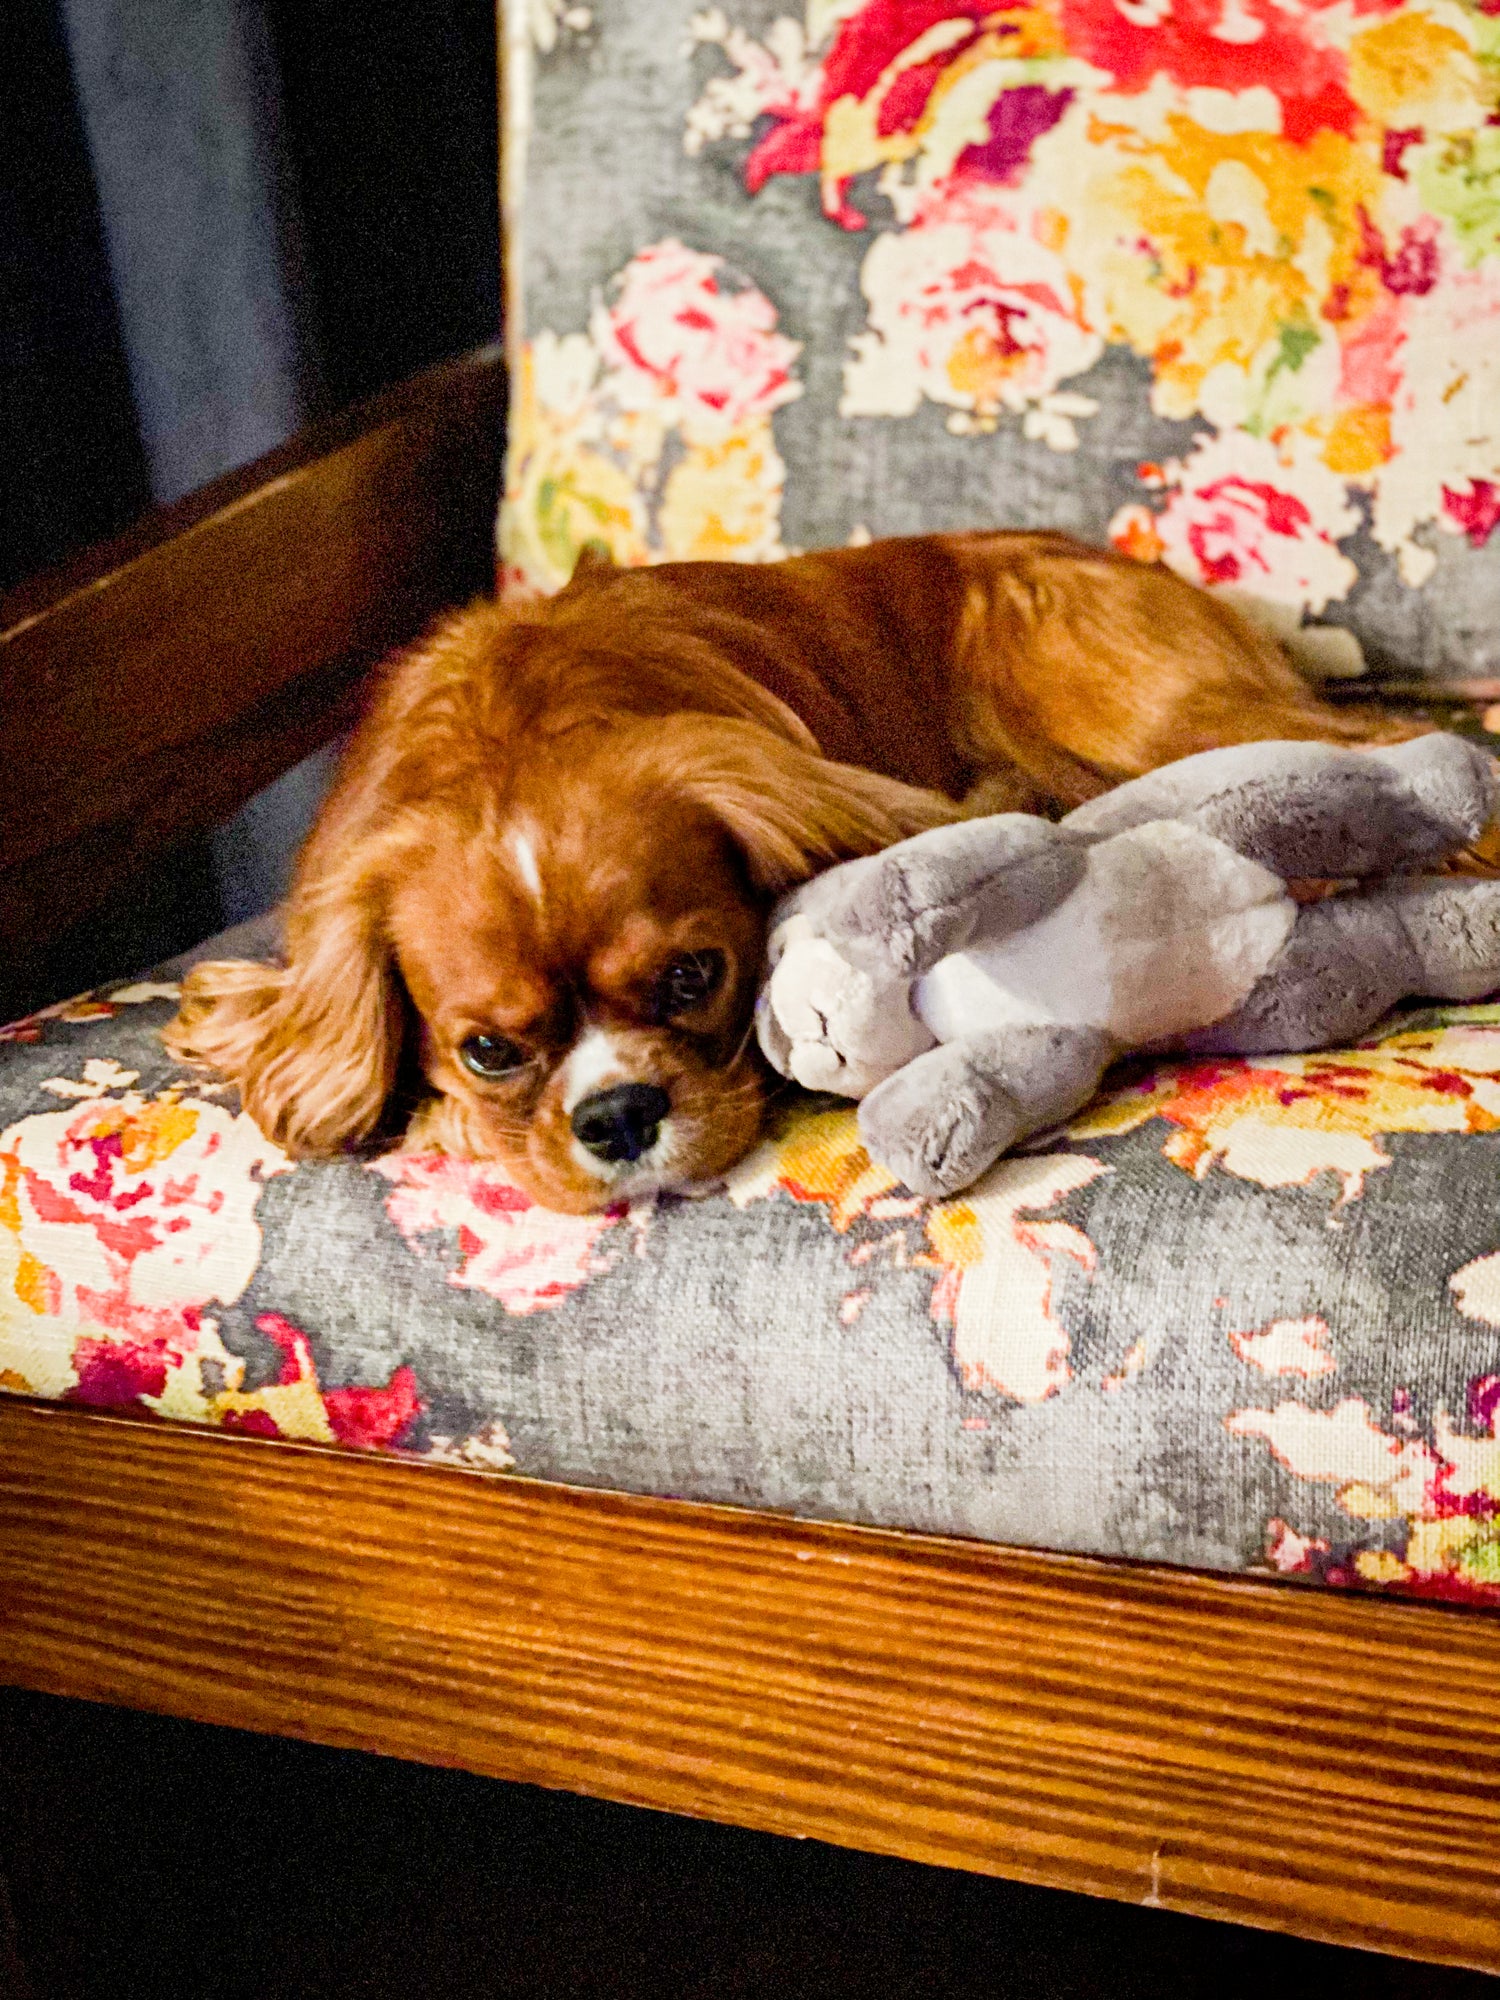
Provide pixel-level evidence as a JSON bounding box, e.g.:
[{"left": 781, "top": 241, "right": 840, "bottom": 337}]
[
  {"left": 458, "top": 1033, "right": 527, "bottom": 1079},
  {"left": 652, "top": 950, "right": 726, "bottom": 1020}
]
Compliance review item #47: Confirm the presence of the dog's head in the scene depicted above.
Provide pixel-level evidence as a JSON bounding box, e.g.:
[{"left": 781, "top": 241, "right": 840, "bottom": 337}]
[{"left": 167, "top": 596, "right": 953, "bottom": 1210}]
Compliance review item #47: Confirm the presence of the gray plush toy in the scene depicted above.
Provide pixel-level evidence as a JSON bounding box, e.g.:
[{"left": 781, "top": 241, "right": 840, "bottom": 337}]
[{"left": 756, "top": 735, "right": 1500, "bottom": 1198}]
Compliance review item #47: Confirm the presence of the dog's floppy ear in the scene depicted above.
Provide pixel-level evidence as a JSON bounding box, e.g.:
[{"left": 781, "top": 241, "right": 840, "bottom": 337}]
[
  {"left": 663, "top": 715, "right": 960, "bottom": 894},
  {"left": 164, "top": 816, "right": 412, "bottom": 1156}
]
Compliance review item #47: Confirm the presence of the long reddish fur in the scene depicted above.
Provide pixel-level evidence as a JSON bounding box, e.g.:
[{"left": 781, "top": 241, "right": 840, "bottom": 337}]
[{"left": 165, "top": 530, "right": 1420, "bottom": 1207}]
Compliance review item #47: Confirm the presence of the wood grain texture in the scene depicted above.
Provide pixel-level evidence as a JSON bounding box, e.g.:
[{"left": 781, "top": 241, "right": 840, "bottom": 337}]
[
  {"left": 2, "top": 1397, "right": 1498, "bottom": 1972},
  {"left": 0, "top": 345, "right": 506, "bottom": 972}
]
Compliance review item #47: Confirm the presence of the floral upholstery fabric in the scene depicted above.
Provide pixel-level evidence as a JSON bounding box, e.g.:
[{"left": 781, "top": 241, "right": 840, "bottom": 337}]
[
  {"left": 501, "top": 0, "right": 1500, "bottom": 673},
  {"left": 11, "top": 927, "right": 1500, "bottom": 1605}
]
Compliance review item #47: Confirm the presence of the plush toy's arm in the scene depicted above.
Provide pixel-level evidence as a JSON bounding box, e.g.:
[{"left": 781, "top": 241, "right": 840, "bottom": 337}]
[
  {"left": 769, "top": 814, "right": 1086, "bottom": 979},
  {"left": 857, "top": 1023, "right": 1114, "bottom": 1198},
  {"left": 1062, "top": 734, "right": 1498, "bottom": 881}
]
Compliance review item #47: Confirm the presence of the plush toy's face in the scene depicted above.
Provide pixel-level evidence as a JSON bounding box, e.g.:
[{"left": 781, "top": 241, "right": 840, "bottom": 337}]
[{"left": 758, "top": 913, "right": 934, "bottom": 1097}]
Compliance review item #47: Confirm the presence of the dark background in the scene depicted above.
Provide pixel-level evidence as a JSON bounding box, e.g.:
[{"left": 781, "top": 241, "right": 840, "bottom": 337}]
[
  {"left": 2, "top": 1684, "right": 1494, "bottom": 2000},
  {"left": 2, "top": 0, "right": 500, "bottom": 593},
  {"left": 2, "top": 0, "right": 502, "bottom": 1007},
  {"left": 2, "top": 0, "right": 149, "bottom": 592}
]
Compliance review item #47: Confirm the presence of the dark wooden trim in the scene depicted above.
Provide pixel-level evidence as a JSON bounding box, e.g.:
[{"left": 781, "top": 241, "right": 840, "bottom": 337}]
[
  {"left": 0, "top": 346, "right": 504, "bottom": 633},
  {"left": 2, "top": 1395, "right": 1497, "bottom": 1972},
  {"left": 0, "top": 345, "right": 507, "bottom": 960}
]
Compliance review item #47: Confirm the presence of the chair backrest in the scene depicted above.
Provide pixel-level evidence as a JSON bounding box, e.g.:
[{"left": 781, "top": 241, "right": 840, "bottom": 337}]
[
  {"left": 498, "top": 0, "right": 1500, "bottom": 686},
  {"left": 0, "top": 347, "right": 506, "bottom": 1020}
]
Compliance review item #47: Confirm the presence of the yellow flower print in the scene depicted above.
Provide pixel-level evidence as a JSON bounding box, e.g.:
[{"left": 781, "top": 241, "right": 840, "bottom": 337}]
[
  {"left": 499, "top": 246, "right": 800, "bottom": 593},
  {"left": 659, "top": 422, "right": 789, "bottom": 562},
  {"left": 729, "top": 1101, "right": 1110, "bottom": 1404},
  {"left": 501, "top": 345, "right": 650, "bottom": 592},
  {"left": 1321, "top": 402, "right": 1393, "bottom": 477},
  {"left": 1347, "top": 11, "right": 1487, "bottom": 133},
  {"left": 726, "top": 1104, "right": 902, "bottom": 1232}
]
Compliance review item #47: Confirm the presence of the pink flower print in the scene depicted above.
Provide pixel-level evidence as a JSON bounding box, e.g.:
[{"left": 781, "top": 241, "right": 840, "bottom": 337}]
[
  {"left": 1442, "top": 480, "right": 1500, "bottom": 549},
  {"left": 2, "top": 1092, "right": 287, "bottom": 1352},
  {"left": 1357, "top": 209, "right": 1439, "bottom": 299},
  {"left": 1, "top": 1088, "right": 288, "bottom": 1413},
  {"left": 371, "top": 1152, "right": 628, "bottom": 1313},
  {"left": 1121, "top": 431, "right": 1358, "bottom": 613},
  {"left": 1057, "top": 0, "right": 1388, "bottom": 144},
  {"left": 70, "top": 1334, "right": 173, "bottom": 1407},
  {"left": 842, "top": 186, "right": 1103, "bottom": 436},
  {"left": 589, "top": 240, "right": 801, "bottom": 439},
  {"left": 252, "top": 1311, "right": 424, "bottom": 1450}
]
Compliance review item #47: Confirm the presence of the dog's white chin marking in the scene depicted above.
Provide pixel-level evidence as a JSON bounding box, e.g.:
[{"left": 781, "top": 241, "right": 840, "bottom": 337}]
[{"left": 509, "top": 825, "right": 544, "bottom": 905}]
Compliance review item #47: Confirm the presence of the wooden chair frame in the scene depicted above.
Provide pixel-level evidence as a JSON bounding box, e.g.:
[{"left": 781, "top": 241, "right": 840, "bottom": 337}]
[{"left": 3, "top": 348, "right": 1498, "bottom": 1974}]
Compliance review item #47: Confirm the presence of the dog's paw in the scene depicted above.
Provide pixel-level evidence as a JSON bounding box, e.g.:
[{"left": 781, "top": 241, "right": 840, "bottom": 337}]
[{"left": 757, "top": 919, "right": 933, "bottom": 1099}]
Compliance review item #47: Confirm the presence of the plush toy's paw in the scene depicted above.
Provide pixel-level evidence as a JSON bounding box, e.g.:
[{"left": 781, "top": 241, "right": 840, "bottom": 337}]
[
  {"left": 1375, "top": 874, "right": 1500, "bottom": 1002},
  {"left": 1180, "top": 874, "right": 1500, "bottom": 1056},
  {"left": 857, "top": 1024, "right": 1116, "bottom": 1197},
  {"left": 858, "top": 1043, "right": 1025, "bottom": 1198},
  {"left": 757, "top": 919, "right": 934, "bottom": 1098},
  {"left": 1369, "top": 734, "right": 1500, "bottom": 855}
]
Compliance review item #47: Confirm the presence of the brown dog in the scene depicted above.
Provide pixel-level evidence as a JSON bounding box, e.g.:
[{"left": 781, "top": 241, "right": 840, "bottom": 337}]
[{"left": 166, "top": 531, "right": 1415, "bottom": 1210}]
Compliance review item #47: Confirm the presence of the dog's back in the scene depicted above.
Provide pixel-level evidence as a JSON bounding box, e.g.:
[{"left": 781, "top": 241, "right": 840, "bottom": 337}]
[{"left": 559, "top": 530, "right": 1418, "bottom": 813}]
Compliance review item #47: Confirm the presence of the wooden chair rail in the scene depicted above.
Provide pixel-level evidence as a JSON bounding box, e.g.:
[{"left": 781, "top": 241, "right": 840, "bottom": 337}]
[
  {"left": 0, "top": 345, "right": 507, "bottom": 966},
  {"left": 2, "top": 1395, "right": 1498, "bottom": 1973}
]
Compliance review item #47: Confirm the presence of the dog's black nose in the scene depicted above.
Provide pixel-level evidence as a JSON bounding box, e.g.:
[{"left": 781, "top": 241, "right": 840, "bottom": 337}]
[{"left": 571, "top": 1083, "right": 671, "bottom": 1164}]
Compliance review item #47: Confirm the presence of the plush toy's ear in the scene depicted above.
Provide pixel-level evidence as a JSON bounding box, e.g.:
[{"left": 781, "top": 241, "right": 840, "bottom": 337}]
[{"left": 664, "top": 716, "right": 960, "bottom": 894}]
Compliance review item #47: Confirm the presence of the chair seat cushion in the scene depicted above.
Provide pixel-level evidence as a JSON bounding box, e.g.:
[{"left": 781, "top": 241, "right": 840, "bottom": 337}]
[{"left": 7, "top": 935, "right": 1500, "bottom": 1607}]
